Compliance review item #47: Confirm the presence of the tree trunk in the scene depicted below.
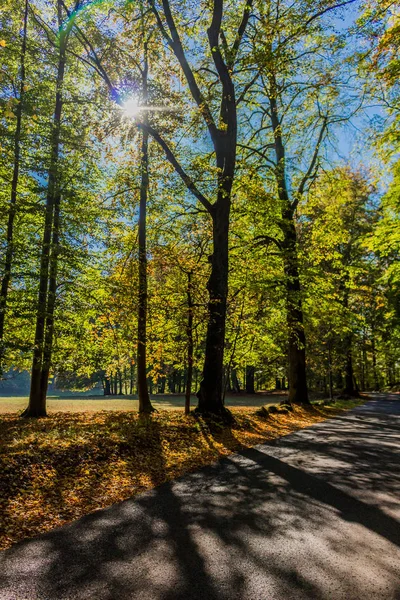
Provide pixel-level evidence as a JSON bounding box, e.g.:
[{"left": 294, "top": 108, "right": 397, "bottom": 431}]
[
  {"left": 123, "top": 367, "right": 127, "bottom": 394},
  {"left": 145, "top": 0, "right": 246, "bottom": 419},
  {"left": 169, "top": 372, "right": 176, "bottom": 393},
  {"left": 38, "top": 189, "right": 60, "bottom": 408},
  {"left": 177, "top": 372, "right": 182, "bottom": 394},
  {"left": 246, "top": 365, "right": 255, "bottom": 394},
  {"left": 118, "top": 368, "right": 123, "bottom": 395},
  {"left": 343, "top": 335, "right": 358, "bottom": 396},
  {"left": 136, "top": 45, "right": 154, "bottom": 415},
  {"left": 104, "top": 376, "right": 111, "bottom": 396},
  {"left": 283, "top": 219, "right": 309, "bottom": 405},
  {"left": 360, "top": 337, "right": 367, "bottom": 391},
  {"left": 197, "top": 200, "right": 230, "bottom": 416},
  {"left": 231, "top": 366, "right": 240, "bottom": 393},
  {"left": 371, "top": 336, "right": 379, "bottom": 390},
  {"left": 268, "top": 72, "right": 309, "bottom": 406},
  {"left": 0, "top": 0, "right": 29, "bottom": 376},
  {"left": 335, "top": 371, "right": 343, "bottom": 390},
  {"left": 328, "top": 345, "right": 334, "bottom": 400},
  {"left": 23, "top": 3, "right": 66, "bottom": 417},
  {"left": 185, "top": 271, "right": 194, "bottom": 415},
  {"left": 129, "top": 362, "right": 134, "bottom": 395},
  {"left": 159, "top": 376, "right": 166, "bottom": 393},
  {"left": 226, "top": 369, "right": 233, "bottom": 393}
]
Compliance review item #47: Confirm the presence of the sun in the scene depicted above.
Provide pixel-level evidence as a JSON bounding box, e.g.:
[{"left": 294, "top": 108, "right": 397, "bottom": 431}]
[{"left": 122, "top": 97, "right": 140, "bottom": 118}]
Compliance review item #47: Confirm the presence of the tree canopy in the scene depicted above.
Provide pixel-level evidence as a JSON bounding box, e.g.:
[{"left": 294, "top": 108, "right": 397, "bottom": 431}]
[{"left": 0, "top": 0, "right": 399, "bottom": 417}]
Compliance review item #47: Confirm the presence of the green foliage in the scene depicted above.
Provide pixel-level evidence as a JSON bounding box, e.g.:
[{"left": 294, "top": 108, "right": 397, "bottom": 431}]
[{"left": 0, "top": 0, "right": 399, "bottom": 401}]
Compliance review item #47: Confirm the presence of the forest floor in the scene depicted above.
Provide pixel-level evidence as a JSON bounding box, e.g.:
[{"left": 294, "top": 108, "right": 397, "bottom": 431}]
[{"left": 0, "top": 398, "right": 364, "bottom": 550}]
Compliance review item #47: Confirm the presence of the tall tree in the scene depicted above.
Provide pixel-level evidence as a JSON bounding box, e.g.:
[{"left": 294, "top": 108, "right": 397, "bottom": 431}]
[
  {"left": 0, "top": 0, "right": 29, "bottom": 376},
  {"left": 137, "top": 33, "right": 155, "bottom": 414},
  {"left": 241, "top": 0, "right": 360, "bottom": 404},
  {"left": 144, "top": 0, "right": 253, "bottom": 417},
  {"left": 23, "top": 0, "right": 78, "bottom": 417}
]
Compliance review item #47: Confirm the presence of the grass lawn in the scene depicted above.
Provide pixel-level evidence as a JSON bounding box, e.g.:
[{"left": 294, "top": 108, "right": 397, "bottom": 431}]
[
  {"left": 0, "top": 392, "right": 288, "bottom": 414},
  {"left": 0, "top": 398, "right": 364, "bottom": 550}
]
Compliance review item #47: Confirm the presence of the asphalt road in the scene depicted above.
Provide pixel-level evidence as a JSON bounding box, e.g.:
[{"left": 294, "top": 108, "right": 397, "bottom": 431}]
[{"left": 1, "top": 394, "right": 399, "bottom": 600}]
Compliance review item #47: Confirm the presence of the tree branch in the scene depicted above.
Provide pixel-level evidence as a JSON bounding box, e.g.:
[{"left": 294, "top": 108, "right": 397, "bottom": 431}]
[
  {"left": 60, "top": 0, "right": 117, "bottom": 96},
  {"left": 293, "top": 116, "right": 328, "bottom": 208},
  {"left": 281, "top": 0, "right": 359, "bottom": 48},
  {"left": 207, "top": 0, "right": 238, "bottom": 161},
  {"left": 236, "top": 69, "right": 260, "bottom": 105},
  {"left": 148, "top": 0, "right": 174, "bottom": 48},
  {"left": 64, "top": 0, "right": 214, "bottom": 214},
  {"left": 253, "top": 235, "right": 282, "bottom": 251},
  {"left": 207, "top": 0, "right": 233, "bottom": 95},
  {"left": 138, "top": 123, "right": 213, "bottom": 213},
  {"left": 237, "top": 142, "right": 276, "bottom": 166},
  {"left": 28, "top": 6, "right": 57, "bottom": 47},
  {"left": 228, "top": 0, "right": 253, "bottom": 68},
  {"left": 156, "top": 0, "right": 218, "bottom": 142}
]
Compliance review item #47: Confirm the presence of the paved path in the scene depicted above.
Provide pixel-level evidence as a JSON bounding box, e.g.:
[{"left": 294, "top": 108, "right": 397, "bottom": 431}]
[{"left": 1, "top": 394, "right": 399, "bottom": 599}]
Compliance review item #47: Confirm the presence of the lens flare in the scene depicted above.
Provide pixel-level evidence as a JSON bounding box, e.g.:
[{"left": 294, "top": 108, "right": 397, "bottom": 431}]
[{"left": 122, "top": 97, "right": 140, "bottom": 118}]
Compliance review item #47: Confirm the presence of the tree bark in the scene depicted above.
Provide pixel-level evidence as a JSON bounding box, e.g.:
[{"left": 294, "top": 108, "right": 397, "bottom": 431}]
[
  {"left": 0, "top": 0, "right": 29, "bottom": 376},
  {"left": 185, "top": 271, "right": 194, "bottom": 415},
  {"left": 137, "top": 42, "right": 154, "bottom": 414},
  {"left": 231, "top": 366, "right": 241, "bottom": 393},
  {"left": 168, "top": 372, "right": 176, "bottom": 393},
  {"left": 360, "top": 335, "right": 367, "bottom": 391},
  {"left": 129, "top": 362, "right": 134, "bottom": 395},
  {"left": 343, "top": 334, "right": 358, "bottom": 396},
  {"left": 328, "top": 345, "right": 334, "bottom": 400},
  {"left": 371, "top": 336, "right": 379, "bottom": 390},
  {"left": 109, "top": 374, "right": 113, "bottom": 394},
  {"left": 38, "top": 189, "right": 60, "bottom": 408},
  {"left": 159, "top": 376, "right": 166, "bottom": 393},
  {"left": 197, "top": 199, "right": 231, "bottom": 415},
  {"left": 338, "top": 254, "right": 360, "bottom": 399},
  {"left": 246, "top": 365, "right": 256, "bottom": 394},
  {"left": 283, "top": 220, "right": 309, "bottom": 404},
  {"left": 195, "top": 12, "right": 238, "bottom": 417},
  {"left": 118, "top": 368, "right": 123, "bottom": 395}
]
